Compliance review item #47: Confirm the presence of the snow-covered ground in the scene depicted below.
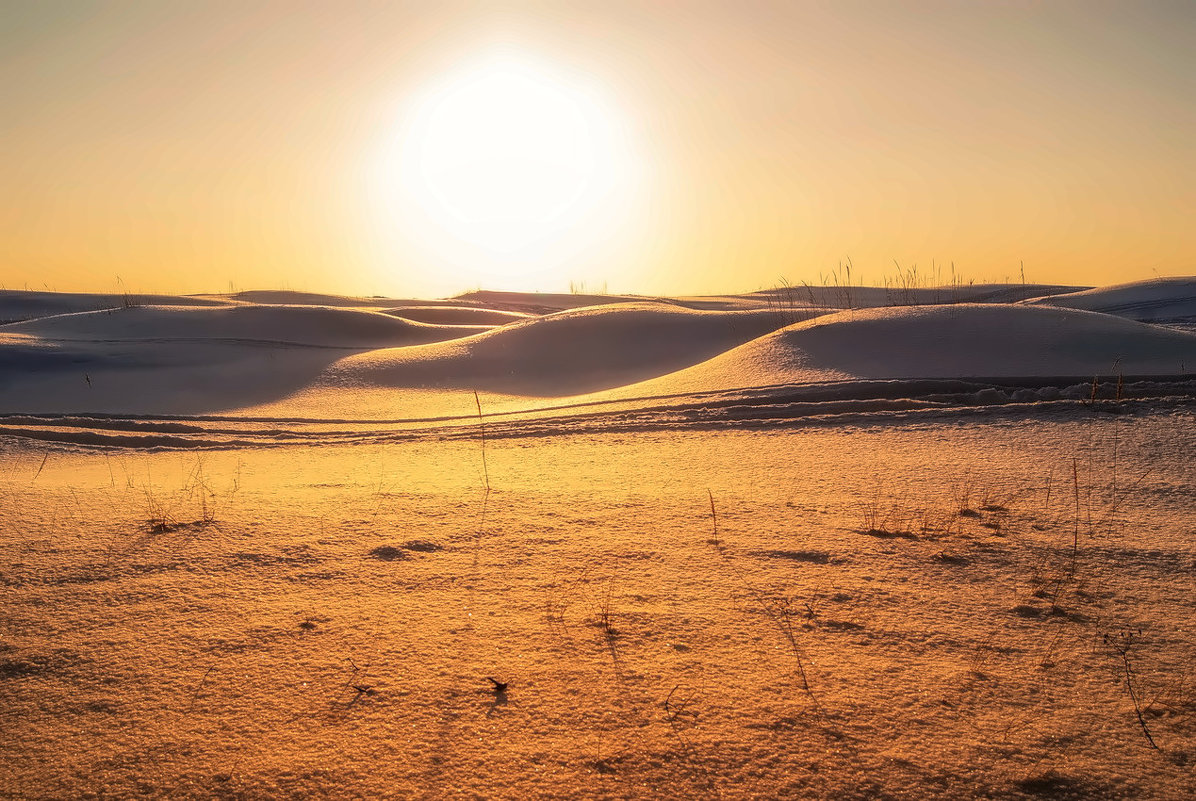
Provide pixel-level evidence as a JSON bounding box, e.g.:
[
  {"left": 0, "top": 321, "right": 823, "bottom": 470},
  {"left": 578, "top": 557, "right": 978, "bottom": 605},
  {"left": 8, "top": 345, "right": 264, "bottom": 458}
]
[{"left": 2, "top": 278, "right": 1194, "bottom": 798}]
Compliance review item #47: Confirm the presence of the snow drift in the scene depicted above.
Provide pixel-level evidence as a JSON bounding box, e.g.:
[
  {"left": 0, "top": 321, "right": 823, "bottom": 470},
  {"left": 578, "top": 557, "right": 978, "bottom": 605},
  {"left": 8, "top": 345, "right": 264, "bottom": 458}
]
[
  {"left": 1025, "top": 277, "right": 1196, "bottom": 326},
  {"left": 0, "top": 290, "right": 231, "bottom": 324},
  {"left": 328, "top": 303, "right": 807, "bottom": 396},
  {"left": 643, "top": 303, "right": 1196, "bottom": 395},
  {"left": 2, "top": 304, "right": 477, "bottom": 349}
]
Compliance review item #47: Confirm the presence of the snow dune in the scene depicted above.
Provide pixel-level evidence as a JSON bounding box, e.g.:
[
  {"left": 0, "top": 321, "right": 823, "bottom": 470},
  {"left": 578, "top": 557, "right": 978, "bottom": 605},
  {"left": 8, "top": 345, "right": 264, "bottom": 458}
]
[
  {"left": 2, "top": 304, "right": 467, "bottom": 349},
  {"left": 206, "top": 290, "right": 409, "bottom": 308},
  {"left": 452, "top": 289, "right": 657, "bottom": 314},
  {"left": 1025, "top": 277, "right": 1196, "bottom": 325},
  {"left": 642, "top": 304, "right": 1196, "bottom": 395},
  {"left": 380, "top": 305, "right": 531, "bottom": 326},
  {"left": 748, "top": 282, "right": 1083, "bottom": 310},
  {"left": 328, "top": 302, "right": 806, "bottom": 396},
  {"left": 0, "top": 304, "right": 495, "bottom": 415},
  {"left": 0, "top": 290, "right": 230, "bottom": 323}
]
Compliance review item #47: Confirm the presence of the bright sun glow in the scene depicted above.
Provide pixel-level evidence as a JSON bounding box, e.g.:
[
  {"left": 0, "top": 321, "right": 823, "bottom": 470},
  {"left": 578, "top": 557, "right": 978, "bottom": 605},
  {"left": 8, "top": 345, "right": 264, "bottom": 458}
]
[{"left": 375, "top": 51, "right": 643, "bottom": 287}]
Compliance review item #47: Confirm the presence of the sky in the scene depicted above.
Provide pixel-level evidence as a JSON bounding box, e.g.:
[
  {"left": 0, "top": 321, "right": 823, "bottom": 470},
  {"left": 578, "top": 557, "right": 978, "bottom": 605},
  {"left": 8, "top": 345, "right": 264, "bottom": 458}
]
[{"left": 1, "top": 1, "right": 1192, "bottom": 298}]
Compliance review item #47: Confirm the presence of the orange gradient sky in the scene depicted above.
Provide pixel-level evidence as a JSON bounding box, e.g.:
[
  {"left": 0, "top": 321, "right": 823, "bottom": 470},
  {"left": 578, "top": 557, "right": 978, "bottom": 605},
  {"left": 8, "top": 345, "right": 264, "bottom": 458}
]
[{"left": 1, "top": 1, "right": 1192, "bottom": 298}]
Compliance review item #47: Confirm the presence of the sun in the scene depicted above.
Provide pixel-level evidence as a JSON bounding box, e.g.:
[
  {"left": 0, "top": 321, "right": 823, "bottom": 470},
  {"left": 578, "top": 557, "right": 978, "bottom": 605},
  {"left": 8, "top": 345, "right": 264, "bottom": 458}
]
[{"left": 375, "top": 51, "right": 642, "bottom": 286}]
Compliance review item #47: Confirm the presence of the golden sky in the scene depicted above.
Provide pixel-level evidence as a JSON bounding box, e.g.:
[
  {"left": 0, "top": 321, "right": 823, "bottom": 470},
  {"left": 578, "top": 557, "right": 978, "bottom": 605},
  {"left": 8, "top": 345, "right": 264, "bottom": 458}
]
[{"left": 1, "top": 1, "right": 1192, "bottom": 298}]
